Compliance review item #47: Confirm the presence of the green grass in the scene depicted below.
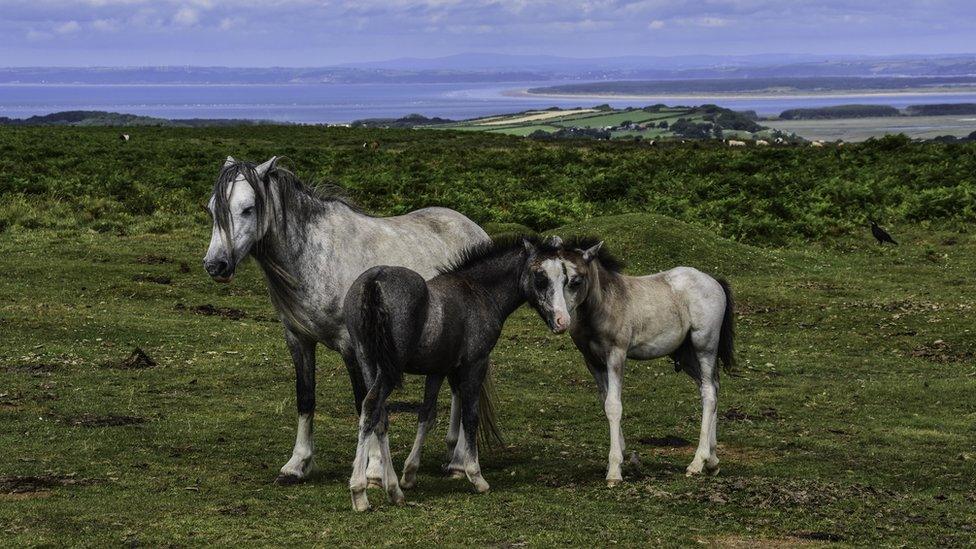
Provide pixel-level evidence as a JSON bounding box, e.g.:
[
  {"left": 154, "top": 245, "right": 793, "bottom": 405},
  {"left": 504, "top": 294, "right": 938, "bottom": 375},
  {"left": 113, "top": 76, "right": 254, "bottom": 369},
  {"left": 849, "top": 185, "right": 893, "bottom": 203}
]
[
  {"left": 2, "top": 127, "right": 976, "bottom": 545},
  {"left": 1, "top": 209, "right": 975, "bottom": 546}
]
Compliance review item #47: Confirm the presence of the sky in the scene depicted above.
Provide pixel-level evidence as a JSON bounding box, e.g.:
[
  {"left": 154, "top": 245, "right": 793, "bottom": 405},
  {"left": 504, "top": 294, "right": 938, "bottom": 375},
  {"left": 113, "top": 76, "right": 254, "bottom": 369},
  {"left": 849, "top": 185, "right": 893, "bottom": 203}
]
[{"left": 3, "top": 0, "right": 976, "bottom": 67}]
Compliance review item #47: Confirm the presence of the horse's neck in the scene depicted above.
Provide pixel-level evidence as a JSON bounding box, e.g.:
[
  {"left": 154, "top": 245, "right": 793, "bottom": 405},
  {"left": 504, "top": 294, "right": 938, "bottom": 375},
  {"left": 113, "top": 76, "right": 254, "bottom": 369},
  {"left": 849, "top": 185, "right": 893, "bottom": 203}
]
[
  {"left": 581, "top": 263, "right": 619, "bottom": 319},
  {"left": 453, "top": 251, "right": 526, "bottom": 319}
]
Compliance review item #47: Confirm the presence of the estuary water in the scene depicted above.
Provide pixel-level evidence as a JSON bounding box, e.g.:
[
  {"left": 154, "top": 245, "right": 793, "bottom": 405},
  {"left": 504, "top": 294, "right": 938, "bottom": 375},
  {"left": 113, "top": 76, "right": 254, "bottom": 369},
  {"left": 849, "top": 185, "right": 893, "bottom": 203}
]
[{"left": 2, "top": 81, "right": 975, "bottom": 123}]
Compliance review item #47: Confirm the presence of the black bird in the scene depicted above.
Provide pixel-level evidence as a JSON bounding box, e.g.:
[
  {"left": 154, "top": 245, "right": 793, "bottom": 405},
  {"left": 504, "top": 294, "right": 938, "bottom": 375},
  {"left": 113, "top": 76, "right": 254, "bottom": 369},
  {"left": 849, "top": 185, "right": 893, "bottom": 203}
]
[{"left": 870, "top": 220, "right": 898, "bottom": 245}]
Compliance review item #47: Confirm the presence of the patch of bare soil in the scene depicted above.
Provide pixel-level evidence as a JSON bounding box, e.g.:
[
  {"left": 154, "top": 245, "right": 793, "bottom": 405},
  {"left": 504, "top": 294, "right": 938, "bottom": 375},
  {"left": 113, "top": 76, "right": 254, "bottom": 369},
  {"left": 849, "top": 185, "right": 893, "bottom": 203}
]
[
  {"left": 699, "top": 534, "right": 820, "bottom": 548},
  {"left": 106, "top": 347, "right": 157, "bottom": 370},
  {"left": 3, "top": 362, "right": 56, "bottom": 375},
  {"left": 907, "top": 339, "right": 973, "bottom": 364},
  {"left": 135, "top": 254, "right": 172, "bottom": 264},
  {"left": 721, "top": 406, "right": 779, "bottom": 422},
  {"left": 175, "top": 303, "right": 246, "bottom": 320},
  {"left": 685, "top": 477, "right": 899, "bottom": 509},
  {"left": 64, "top": 413, "right": 145, "bottom": 427},
  {"left": 639, "top": 435, "right": 691, "bottom": 448},
  {"left": 0, "top": 473, "right": 96, "bottom": 495},
  {"left": 132, "top": 274, "right": 172, "bottom": 285}
]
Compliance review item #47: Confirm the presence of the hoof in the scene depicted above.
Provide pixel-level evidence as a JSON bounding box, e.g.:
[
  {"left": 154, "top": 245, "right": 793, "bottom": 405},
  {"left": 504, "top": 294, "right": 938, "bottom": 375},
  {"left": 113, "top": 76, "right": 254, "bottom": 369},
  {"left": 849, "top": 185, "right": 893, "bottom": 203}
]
[
  {"left": 389, "top": 489, "right": 406, "bottom": 505},
  {"left": 275, "top": 473, "right": 304, "bottom": 486},
  {"left": 400, "top": 475, "right": 417, "bottom": 490},
  {"left": 472, "top": 479, "right": 490, "bottom": 494},
  {"left": 606, "top": 478, "right": 622, "bottom": 488},
  {"left": 351, "top": 490, "right": 370, "bottom": 512}
]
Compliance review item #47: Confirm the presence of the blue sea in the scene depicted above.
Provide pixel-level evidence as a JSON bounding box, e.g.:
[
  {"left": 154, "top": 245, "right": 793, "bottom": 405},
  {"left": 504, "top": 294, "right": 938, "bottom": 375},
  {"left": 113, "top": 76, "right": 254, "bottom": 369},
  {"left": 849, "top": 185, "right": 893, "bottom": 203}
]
[{"left": 2, "top": 81, "right": 976, "bottom": 123}]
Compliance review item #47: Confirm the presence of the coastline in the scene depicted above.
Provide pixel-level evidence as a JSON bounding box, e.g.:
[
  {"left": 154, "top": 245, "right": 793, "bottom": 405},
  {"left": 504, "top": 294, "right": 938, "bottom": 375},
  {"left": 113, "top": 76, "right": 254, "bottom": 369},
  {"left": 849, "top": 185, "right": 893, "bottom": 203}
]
[{"left": 508, "top": 87, "right": 976, "bottom": 101}]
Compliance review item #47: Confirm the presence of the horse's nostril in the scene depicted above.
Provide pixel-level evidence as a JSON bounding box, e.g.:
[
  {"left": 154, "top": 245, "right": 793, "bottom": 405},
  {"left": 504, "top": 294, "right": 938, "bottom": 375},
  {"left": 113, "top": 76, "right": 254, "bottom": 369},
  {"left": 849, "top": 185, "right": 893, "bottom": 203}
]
[{"left": 205, "top": 259, "right": 230, "bottom": 277}]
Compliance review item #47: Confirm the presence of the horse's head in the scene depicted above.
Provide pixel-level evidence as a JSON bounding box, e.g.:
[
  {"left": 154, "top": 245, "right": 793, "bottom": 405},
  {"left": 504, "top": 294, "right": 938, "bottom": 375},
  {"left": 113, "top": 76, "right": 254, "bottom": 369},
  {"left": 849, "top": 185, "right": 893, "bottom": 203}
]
[
  {"left": 522, "top": 236, "right": 576, "bottom": 334},
  {"left": 203, "top": 156, "right": 277, "bottom": 283},
  {"left": 554, "top": 239, "right": 604, "bottom": 318}
]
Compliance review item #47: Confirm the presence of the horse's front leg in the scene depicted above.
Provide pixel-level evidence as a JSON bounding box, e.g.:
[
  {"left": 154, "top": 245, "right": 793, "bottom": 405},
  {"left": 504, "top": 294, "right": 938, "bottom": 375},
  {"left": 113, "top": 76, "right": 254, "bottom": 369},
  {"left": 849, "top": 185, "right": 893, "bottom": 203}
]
[
  {"left": 401, "top": 374, "right": 445, "bottom": 489},
  {"left": 604, "top": 348, "right": 627, "bottom": 486},
  {"left": 277, "top": 330, "right": 317, "bottom": 484},
  {"left": 457, "top": 364, "right": 490, "bottom": 493}
]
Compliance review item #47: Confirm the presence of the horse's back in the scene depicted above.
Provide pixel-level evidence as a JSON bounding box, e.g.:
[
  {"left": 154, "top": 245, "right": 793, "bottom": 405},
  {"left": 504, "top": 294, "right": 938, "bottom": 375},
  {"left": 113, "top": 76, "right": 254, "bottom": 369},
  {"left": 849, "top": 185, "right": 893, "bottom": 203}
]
[{"left": 398, "top": 206, "right": 489, "bottom": 242}]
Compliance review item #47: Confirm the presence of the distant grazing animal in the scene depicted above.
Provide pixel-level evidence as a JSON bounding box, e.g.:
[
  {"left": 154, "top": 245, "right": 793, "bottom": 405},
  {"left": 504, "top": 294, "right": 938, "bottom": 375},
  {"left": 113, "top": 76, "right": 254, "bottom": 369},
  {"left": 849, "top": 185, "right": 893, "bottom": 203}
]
[
  {"left": 552, "top": 238, "right": 735, "bottom": 484},
  {"left": 755, "top": 139, "right": 769, "bottom": 146},
  {"left": 119, "top": 134, "right": 130, "bottom": 141},
  {"left": 362, "top": 140, "right": 380, "bottom": 150},
  {"left": 811, "top": 141, "right": 825, "bottom": 147},
  {"left": 202, "top": 156, "right": 490, "bottom": 486},
  {"left": 870, "top": 220, "right": 898, "bottom": 245},
  {"left": 647, "top": 140, "right": 656, "bottom": 146},
  {"left": 727, "top": 139, "right": 746, "bottom": 147},
  {"left": 343, "top": 236, "right": 569, "bottom": 510}
]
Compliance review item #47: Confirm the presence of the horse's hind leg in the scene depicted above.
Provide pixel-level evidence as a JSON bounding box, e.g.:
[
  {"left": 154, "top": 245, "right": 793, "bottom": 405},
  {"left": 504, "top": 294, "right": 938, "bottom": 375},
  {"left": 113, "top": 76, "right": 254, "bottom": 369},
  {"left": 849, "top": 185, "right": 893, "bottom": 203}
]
[
  {"left": 350, "top": 382, "right": 381, "bottom": 511},
  {"left": 444, "top": 389, "right": 468, "bottom": 478},
  {"left": 401, "top": 374, "right": 445, "bottom": 489},
  {"left": 686, "top": 347, "right": 720, "bottom": 477},
  {"left": 373, "top": 401, "right": 405, "bottom": 505}
]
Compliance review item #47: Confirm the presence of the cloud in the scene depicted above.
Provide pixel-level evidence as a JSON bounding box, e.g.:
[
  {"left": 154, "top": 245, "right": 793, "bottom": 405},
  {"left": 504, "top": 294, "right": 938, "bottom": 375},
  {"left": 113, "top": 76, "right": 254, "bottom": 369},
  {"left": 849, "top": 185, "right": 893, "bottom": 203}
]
[
  {"left": 55, "top": 20, "right": 81, "bottom": 33},
  {"left": 172, "top": 7, "right": 199, "bottom": 26},
  {"left": 648, "top": 19, "right": 665, "bottom": 29}
]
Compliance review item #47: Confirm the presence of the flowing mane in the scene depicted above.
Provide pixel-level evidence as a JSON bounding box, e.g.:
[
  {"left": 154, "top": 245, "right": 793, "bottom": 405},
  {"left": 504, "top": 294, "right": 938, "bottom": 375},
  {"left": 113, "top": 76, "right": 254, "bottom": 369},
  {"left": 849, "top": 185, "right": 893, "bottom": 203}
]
[{"left": 436, "top": 234, "right": 561, "bottom": 276}]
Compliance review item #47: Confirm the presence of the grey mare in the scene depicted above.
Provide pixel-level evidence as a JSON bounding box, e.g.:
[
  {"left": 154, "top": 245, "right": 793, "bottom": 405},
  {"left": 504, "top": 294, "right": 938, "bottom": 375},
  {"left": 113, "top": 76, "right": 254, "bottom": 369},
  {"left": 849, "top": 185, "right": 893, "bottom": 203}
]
[
  {"left": 202, "top": 156, "right": 489, "bottom": 483},
  {"left": 549, "top": 237, "right": 735, "bottom": 484},
  {"left": 342, "top": 237, "right": 571, "bottom": 510}
]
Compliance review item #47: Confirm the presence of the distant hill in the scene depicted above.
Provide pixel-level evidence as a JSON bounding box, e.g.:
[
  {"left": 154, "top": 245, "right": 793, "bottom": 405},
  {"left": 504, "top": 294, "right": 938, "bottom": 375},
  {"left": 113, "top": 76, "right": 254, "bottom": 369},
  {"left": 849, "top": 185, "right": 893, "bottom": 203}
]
[
  {"left": 0, "top": 110, "right": 281, "bottom": 127},
  {"left": 779, "top": 105, "right": 901, "bottom": 120},
  {"left": 905, "top": 103, "right": 976, "bottom": 116}
]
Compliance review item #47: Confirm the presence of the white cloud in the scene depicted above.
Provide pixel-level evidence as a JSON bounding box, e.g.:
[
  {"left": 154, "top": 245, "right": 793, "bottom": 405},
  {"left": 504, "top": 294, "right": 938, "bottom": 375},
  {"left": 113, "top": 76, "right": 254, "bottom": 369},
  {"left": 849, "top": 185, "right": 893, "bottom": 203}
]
[
  {"left": 55, "top": 20, "right": 81, "bottom": 34},
  {"left": 91, "top": 18, "right": 120, "bottom": 31},
  {"left": 648, "top": 19, "right": 665, "bottom": 29},
  {"left": 172, "top": 7, "right": 199, "bottom": 26}
]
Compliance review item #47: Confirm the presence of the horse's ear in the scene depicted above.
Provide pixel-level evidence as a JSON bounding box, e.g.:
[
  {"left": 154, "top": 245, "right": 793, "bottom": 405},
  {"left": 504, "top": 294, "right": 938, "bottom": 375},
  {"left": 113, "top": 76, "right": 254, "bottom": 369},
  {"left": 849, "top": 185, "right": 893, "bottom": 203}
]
[
  {"left": 582, "top": 241, "right": 603, "bottom": 263},
  {"left": 223, "top": 156, "right": 236, "bottom": 168},
  {"left": 255, "top": 156, "right": 278, "bottom": 179},
  {"left": 522, "top": 238, "right": 536, "bottom": 255}
]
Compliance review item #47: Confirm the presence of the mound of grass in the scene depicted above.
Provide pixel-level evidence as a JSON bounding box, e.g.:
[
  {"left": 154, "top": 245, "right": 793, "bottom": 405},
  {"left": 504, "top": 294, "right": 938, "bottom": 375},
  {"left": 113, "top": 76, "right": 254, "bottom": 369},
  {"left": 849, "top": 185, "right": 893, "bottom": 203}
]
[{"left": 551, "top": 213, "right": 790, "bottom": 276}]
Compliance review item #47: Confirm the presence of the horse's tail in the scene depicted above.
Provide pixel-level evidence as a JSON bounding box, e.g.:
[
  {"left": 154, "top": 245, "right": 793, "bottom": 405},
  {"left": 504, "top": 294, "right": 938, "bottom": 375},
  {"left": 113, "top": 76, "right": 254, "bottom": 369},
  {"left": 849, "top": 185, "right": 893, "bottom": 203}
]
[
  {"left": 717, "top": 278, "right": 736, "bottom": 374},
  {"left": 478, "top": 363, "right": 504, "bottom": 449},
  {"left": 359, "top": 275, "right": 403, "bottom": 391}
]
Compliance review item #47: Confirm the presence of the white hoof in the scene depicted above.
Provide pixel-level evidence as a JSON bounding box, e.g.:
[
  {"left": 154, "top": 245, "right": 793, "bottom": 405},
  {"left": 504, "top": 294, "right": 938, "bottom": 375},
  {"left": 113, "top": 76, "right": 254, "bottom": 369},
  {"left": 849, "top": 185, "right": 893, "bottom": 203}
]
[
  {"left": 276, "top": 456, "right": 314, "bottom": 484},
  {"left": 351, "top": 490, "right": 370, "bottom": 512}
]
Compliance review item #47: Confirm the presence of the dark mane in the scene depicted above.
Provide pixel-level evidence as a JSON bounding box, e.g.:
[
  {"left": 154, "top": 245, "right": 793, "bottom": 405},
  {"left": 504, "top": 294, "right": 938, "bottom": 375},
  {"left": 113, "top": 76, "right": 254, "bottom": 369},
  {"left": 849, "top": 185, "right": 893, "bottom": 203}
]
[
  {"left": 561, "top": 235, "right": 625, "bottom": 273},
  {"left": 437, "top": 234, "right": 560, "bottom": 276}
]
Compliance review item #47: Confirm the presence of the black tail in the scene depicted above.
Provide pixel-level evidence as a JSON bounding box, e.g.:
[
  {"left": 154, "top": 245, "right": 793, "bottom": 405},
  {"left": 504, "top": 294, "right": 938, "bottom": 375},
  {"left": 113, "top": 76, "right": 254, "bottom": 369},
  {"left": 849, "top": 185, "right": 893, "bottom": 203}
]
[
  {"left": 477, "top": 364, "right": 504, "bottom": 449},
  {"left": 359, "top": 277, "right": 403, "bottom": 391},
  {"left": 717, "top": 278, "right": 736, "bottom": 374}
]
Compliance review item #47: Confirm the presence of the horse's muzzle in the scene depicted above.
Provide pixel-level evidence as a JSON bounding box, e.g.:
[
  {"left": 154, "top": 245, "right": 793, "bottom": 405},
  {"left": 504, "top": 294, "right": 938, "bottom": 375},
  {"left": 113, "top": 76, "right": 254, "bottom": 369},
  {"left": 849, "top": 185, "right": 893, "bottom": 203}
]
[{"left": 204, "top": 258, "right": 234, "bottom": 283}]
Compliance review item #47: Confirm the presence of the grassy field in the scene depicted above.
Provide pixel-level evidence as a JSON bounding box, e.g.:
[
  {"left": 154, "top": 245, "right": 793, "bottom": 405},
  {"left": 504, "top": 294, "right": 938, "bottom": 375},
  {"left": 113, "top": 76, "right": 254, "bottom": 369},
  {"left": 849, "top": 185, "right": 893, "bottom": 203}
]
[
  {"left": 431, "top": 106, "right": 767, "bottom": 140},
  {"left": 1, "top": 127, "right": 975, "bottom": 546},
  {"left": 766, "top": 115, "right": 976, "bottom": 142}
]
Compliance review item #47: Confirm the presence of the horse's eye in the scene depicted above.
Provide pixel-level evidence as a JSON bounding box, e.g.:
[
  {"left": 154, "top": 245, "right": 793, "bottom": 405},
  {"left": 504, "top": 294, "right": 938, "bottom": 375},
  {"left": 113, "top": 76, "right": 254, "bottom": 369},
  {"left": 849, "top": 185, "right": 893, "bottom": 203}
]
[
  {"left": 241, "top": 206, "right": 255, "bottom": 216},
  {"left": 568, "top": 276, "right": 583, "bottom": 289}
]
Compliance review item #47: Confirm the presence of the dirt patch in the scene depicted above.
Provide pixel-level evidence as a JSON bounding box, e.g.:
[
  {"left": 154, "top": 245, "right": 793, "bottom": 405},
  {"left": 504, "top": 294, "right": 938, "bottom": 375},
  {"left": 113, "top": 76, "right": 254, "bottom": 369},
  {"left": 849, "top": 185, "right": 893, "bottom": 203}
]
[
  {"left": 178, "top": 262, "right": 191, "bottom": 274},
  {"left": 64, "top": 413, "right": 145, "bottom": 427},
  {"left": 698, "top": 535, "right": 819, "bottom": 548},
  {"left": 132, "top": 274, "right": 172, "bottom": 285},
  {"left": 3, "top": 362, "right": 56, "bottom": 375},
  {"left": 105, "top": 347, "right": 157, "bottom": 370},
  {"left": 686, "top": 476, "right": 899, "bottom": 509},
  {"left": 135, "top": 254, "right": 172, "bottom": 264},
  {"left": 0, "top": 474, "right": 96, "bottom": 494},
  {"left": 639, "top": 435, "right": 691, "bottom": 448},
  {"left": 175, "top": 303, "right": 246, "bottom": 320},
  {"left": 907, "top": 339, "right": 973, "bottom": 364},
  {"left": 792, "top": 531, "right": 846, "bottom": 542},
  {"left": 722, "top": 406, "right": 779, "bottom": 422}
]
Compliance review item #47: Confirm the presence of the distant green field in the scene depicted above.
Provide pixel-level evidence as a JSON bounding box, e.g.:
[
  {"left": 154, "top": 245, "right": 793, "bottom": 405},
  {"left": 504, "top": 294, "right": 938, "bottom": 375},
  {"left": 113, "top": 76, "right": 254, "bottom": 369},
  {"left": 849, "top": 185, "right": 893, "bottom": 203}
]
[{"left": 431, "top": 106, "right": 772, "bottom": 141}]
